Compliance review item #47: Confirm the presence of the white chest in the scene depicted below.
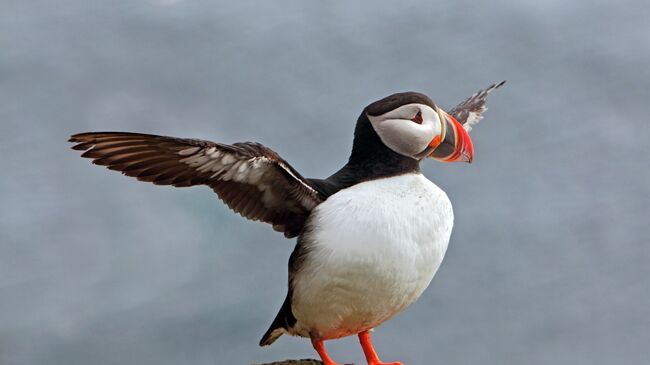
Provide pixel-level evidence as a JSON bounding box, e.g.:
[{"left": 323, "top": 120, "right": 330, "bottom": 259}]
[{"left": 291, "top": 173, "right": 454, "bottom": 339}]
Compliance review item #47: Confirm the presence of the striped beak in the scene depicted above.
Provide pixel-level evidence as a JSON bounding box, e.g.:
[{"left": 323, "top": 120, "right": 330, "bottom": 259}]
[{"left": 427, "top": 109, "right": 474, "bottom": 163}]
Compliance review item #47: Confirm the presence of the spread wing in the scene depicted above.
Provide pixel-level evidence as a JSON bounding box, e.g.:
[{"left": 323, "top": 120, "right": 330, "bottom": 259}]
[
  {"left": 449, "top": 80, "right": 506, "bottom": 132},
  {"left": 69, "top": 132, "right": 324, "bottom": 238}
]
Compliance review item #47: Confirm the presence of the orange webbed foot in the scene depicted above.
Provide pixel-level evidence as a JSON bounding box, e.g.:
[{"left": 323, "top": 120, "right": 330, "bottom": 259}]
[
  {"left": 358, "top": 330, "right": 402, "bottom": 365},
  {"left": 311, "top": 337, "right": 351, "bottom": 365}
]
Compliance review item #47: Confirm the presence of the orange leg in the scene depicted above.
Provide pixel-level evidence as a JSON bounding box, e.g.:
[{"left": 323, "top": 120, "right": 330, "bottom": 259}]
[
  {"left": 311, "top": 338, "right": 347, "bottom": 365},
  {"left": 358, "top": 330, "right": 402, "bottom": 365}
]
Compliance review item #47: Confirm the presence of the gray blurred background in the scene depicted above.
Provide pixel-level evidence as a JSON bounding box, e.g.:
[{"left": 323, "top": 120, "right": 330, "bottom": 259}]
[{"left": 1, "top": 1, "right": 649, "bottom": 364}]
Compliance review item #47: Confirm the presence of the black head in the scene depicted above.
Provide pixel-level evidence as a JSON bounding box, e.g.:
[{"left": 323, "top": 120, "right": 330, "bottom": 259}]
[
  {"left": 349, "top": 91, "right": 474, "bottom": 167},
  {"left": 365, "top": 92, "right": 437, "bottom": 117}
]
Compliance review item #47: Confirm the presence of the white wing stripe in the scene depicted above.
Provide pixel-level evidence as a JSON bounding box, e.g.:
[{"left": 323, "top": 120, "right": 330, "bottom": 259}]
[
  {"left": 178, "top": 146, "right": 200, "bottom": 156},
  {"left": 277, "top": 162, "right": 319, "bottom": 197},
  {"left": 178, "top": 147, "right": 318, "bottom": 208},
  {"left": 463, "top": 108, "right": 486, "bottom": 132}
]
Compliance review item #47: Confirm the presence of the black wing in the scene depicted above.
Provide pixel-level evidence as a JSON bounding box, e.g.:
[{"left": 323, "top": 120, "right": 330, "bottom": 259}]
[
  {"left": 449, "top": 80, "right": 506, "bottom": 132},
  {"left": 69, "top": 132, "right": 324, "bottom": 238}
]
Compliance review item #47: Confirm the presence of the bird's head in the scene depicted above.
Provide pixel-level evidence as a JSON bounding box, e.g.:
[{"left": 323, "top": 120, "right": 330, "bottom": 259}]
[{"left": 364, "top": 92, "right": 473, "bottom": 163}]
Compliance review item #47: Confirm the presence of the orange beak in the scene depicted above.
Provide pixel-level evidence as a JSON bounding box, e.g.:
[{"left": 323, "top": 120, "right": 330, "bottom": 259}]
[{"left": 428, "top": 110, "right": 474, "bottom": 163}]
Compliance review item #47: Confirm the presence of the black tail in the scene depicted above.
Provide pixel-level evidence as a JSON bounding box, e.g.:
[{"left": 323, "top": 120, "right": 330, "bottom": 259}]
[{"left": 259, "top": 292, "right": 296, "bottom": 346}]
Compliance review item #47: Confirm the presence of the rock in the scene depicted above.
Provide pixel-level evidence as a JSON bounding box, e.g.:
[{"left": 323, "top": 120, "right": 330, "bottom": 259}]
[{"left": 252, "top": 359, "right": 325, "bottom": 365}]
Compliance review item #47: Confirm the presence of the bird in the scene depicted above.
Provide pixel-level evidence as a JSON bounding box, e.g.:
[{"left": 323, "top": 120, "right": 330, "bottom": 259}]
[{"left": 69, "top": 81, "right": 505, "bottom": 365}]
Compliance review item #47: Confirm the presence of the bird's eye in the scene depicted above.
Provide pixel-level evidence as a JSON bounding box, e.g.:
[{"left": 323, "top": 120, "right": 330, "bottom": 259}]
[{"left": 411, "top": 111, "right": 423, "bottom": 124}]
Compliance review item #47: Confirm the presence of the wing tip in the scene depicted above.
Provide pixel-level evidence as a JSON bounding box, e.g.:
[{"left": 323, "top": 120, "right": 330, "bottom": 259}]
[
  {"left": 68, "top": 131, "right": 155, "bottom": 143},
  {"left": 68, "top": 131, "right": 107, "bottom": 142},
  {"left": 69, "top": 133, "right": 94, "bottom": 151},
  {"left": 487, "top": 80, "right": 506, "bottom": 93},
  {"left": 68, "top": 132, "right": 87, "bottom": 144},
  {"left": 68, "top": 132, "right": 106, "bottom": 149}
]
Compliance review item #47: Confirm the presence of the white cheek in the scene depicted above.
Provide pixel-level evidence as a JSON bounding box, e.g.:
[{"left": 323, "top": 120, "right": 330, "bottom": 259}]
[{"left": 372, "top": 119, "right": 435, "bottom": 157}]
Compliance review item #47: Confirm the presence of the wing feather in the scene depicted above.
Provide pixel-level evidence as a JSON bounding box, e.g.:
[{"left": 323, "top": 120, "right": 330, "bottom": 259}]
[
  {"left": 449, "top": 80, "right": 506, "bottom": 132},
  {"left": 69, "top": 132, "right": 323, "bottom": 238}
]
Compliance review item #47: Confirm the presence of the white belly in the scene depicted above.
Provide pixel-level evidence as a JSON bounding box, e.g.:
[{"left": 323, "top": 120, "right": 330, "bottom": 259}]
[{"left": 290, "top": 173, "right": 454, "bottom": 340}]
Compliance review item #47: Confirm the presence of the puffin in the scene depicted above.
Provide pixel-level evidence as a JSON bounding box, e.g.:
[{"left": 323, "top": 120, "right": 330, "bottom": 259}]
[{"left": 69, "top": 81, "right": 505, "bottom": 365}]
